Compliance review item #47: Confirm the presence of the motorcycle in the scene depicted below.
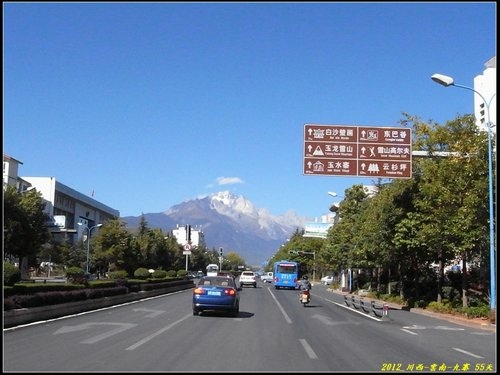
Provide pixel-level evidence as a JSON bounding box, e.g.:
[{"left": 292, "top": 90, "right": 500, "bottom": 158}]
[{"left": 299, "top": 289, "right": 310, "bottom": 307}]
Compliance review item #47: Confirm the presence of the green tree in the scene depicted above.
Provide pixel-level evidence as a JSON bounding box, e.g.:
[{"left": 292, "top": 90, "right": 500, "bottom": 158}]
[
  {"left": 317, "top": 112, "right": 491, "bottom": 308},
  {"left": 92, "top": 218, "right": 134, "bottom": 275},
  {"left": 148, "top": 228, "right": 178, "bottom": 270},
  {"left": 409, "top": 113, "right": 490, "bottom": 306},
  {"left": 3, "top": 186, "right": 51, "bottom": 276},
  {"left": 225, "top": 251, "right": 246, "bottom": 271}
]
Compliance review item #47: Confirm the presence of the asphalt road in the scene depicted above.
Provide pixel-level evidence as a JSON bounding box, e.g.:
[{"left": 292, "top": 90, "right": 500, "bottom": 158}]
[{"left": 3, "top": 281, "right": 496, "bottom": 372}]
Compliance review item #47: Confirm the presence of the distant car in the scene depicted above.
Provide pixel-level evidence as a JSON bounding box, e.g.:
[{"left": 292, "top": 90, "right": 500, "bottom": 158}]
[
  {"left": 239, "top": 271, "right": 257, "bottom": 288},
  {"left": 321, "top": 275, "right": 335, "bottom": 285},
  {"left": 192, "top": 276, "right": 241, "bottom": 316},
  {"left": 195, "top": 271, "right": 204, "bottom": 278},
  {"left": 217, "top": 271, "right": 236, "bottom": 280},
  {"left": 261, "top": 272, "right": 274, "bottom": 283}
]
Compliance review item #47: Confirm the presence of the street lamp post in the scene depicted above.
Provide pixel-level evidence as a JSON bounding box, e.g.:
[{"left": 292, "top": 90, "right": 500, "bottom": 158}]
[
  {"left": 328, "top": 191, "right": 345, "bottom": 222},
  {"left": 431, "top": 73, "right": 496, "bottom": 319},
  {"left": 78, "top": 223, "right": 103, "bottom": 275}
]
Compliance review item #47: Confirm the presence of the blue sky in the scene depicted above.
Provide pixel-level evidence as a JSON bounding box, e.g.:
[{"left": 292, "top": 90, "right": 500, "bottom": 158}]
[{"left": 4, "top": 2, "right": 496, "bottom": 220}]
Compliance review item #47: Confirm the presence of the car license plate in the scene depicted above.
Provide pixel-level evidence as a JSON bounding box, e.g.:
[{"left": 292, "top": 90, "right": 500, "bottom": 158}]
[{"left": 208, "top": 291, "right": 221, "bottom": 296}]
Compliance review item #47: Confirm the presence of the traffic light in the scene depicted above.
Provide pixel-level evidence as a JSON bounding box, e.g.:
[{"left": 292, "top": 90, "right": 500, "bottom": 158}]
[{"left": 219, "top": 247, "right": 223, "bottom": 257}]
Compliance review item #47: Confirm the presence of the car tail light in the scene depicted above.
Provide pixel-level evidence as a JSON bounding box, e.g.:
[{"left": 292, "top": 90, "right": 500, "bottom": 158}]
[
  {"left": 224, "top": 288, "right": 237, "bottom": 296},
  {"left": 193, "top": 288, "right": 206, "bottom": 295}
]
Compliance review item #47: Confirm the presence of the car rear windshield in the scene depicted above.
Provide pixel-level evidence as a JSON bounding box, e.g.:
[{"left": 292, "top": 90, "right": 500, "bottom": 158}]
[{"left": 199, "top": 277, "right": 235, "bottom": 287}]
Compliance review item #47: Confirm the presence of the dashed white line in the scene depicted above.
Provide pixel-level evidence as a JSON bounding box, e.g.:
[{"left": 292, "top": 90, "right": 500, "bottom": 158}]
[
  {"left": 267, "top": 288, "right": 293, "bottom": 324},
  {"left": 299, "top": 338, "right": 318, "bottom": 359}
]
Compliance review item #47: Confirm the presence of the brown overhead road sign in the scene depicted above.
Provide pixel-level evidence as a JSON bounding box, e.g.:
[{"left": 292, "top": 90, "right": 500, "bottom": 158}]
[{"left": 303, "top": 124, "right": 412, "bottom": 178}]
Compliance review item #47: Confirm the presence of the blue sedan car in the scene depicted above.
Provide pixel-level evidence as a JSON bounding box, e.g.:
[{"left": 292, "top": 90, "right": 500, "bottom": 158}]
[{"left": 192, "top": 276, "right": 241, "bottom": 316}]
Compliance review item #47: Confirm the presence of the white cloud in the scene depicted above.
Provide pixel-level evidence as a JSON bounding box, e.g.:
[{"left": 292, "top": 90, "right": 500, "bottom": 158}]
[{"left": 216, "top": 176, "right": 244, "bottom": 186}]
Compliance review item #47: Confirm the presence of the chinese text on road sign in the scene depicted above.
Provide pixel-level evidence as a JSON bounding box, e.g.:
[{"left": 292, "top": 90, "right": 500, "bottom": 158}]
[{"left": 303, "top": 124, "right": 412, "bottom": 178}]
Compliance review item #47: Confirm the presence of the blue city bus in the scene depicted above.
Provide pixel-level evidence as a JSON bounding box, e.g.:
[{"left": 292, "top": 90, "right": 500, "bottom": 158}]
[{"left": 273, "top": 260, "right": 300, "bottom": 289}]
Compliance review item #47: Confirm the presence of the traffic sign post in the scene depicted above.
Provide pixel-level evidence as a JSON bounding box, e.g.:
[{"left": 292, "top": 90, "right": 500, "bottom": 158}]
[
  {"left": 219, "top": 247, "right": 223, "bottom": 271},
  {"left": 183, "top": 244, "right": 192, "bottom": 271},
  {"left": 303, "top": 124, "right": 412, "bottom": 178}
]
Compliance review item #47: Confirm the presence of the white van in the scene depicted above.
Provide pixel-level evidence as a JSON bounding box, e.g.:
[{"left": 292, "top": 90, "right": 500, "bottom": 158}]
[{"left": 261, "top": 272, "right": 274, "bottom": 283}]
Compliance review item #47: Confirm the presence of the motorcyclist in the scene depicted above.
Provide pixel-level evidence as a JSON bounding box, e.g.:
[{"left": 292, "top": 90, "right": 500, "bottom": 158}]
[{"left": 298, "top": 275, "right": 312, "bottom": 291}]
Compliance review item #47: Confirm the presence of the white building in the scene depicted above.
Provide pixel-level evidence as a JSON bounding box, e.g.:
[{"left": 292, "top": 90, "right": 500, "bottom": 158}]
[
  {"left": 3, "top": 154, "right": 119, "bottom": 243},
  {"left": 474, "top": 56, "right": 496, "bottom": 134},
  {"left": 3, "top": 154, "right": 30, "bottom": 190},
  {"left": 22, "top": 176, "right": 120, "bottom": 241}
]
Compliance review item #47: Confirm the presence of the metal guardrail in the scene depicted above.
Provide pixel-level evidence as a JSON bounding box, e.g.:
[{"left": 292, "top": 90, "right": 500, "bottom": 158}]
[{"left": 344, "top": 294, "right": 389, "bottom": 319}]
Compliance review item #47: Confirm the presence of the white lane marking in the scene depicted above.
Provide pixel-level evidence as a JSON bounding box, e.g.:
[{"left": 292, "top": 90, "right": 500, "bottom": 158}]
[
  {"left": 299, "top": 338, "right": 318, "bottom": 359},
  {"left": 126, "top": 313, "right": 192, "bottom": 351},
  {"left": 402, "top": 325, "right": 426, "bottom": 330},
  {"left": 132, "top": 308, "right": 165, "bottom": 318},
  {"left": 267, "top": 288, "right": 293, "bottom": 324},
  {"left": 81, "top": 323, "right": 137, "bottom": 344},
  {"left": 401, "top": 328, "right": 419, "bottom": 335},
  {"left": 453, "top": 347, "right": 484, "bottom": 359},
  {"left": 434, "top": 325, "right": 465, "bottom": 330},
  {"left": 54, "top": 322, "right": 137, "bottom": 344}
]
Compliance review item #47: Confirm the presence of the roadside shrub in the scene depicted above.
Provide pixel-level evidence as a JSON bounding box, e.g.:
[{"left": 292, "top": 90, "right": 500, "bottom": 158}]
[
  {"left": 177, "top": 269, "right": 188, "bottom": 278},
  {"left": 141, "top": 281, "right": 179, "bottom": 291},
  {"left": 329, "top": 281, "right": 341, "bottom": 290},
  {"left": 5, "top": 283, "right": 84, "bottom": 297},
  {"left": 4, "top": 289, "right": 86, "bottom": 310},
  {"left": 134, "top": 268, "right": 151, "bottom": 280},
  {"left": 152, "top": 269, "right": 167, "bottom": 279},
  {"left": 66, "top": 266, "right": 85, "bottom": 284},
  {"left": 10, "top": 293, "right": 44, "bottom": 308},
  {"left": 4, "top": 262, "right": 21, "bottom": 286},
  {"left": 4, "top": 297, "right": 17, "bottom": 310},
  {"left": 107, "top": 270, "right": 128, "bottom": 279},
  {"left": 166, "top": 270, "right": 176, "bottom": 277},
  {"left": 441, "top": 286, "right": 462, "bottom": 307},
  {"left": 458, "top": 304, "right": 490, "bottom": 319},
  {"left": 86, "top": 280, "right": 117, "bottom": 289},
  {"left": 3, "top": 278, "right": 189, "bottom": 311},
  {"left": 87, "top": 286, "right": 128, "bottom": 299},
  {"left": 36, "top": 290, "right": 88, "bottom": 305},
  {"left": 427, "top": 300, "right": 453, "bottom": 313},
  {"left": 378, "top": 293, "right": 405, "bottom": 305}
]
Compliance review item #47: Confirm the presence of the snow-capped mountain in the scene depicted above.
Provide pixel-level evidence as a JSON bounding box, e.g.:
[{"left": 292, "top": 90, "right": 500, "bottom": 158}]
[{"left": 121, "top": 191, "right": 306, "bottom": 265}]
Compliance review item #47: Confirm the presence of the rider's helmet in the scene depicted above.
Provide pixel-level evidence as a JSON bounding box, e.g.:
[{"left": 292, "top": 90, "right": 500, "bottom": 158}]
[{"left": 302, "top": 275, "right": 308, "bottom": 280}]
